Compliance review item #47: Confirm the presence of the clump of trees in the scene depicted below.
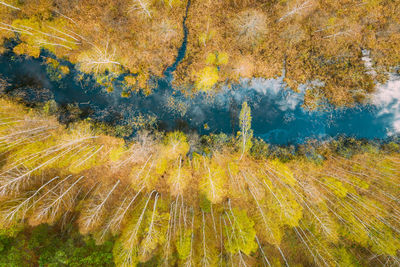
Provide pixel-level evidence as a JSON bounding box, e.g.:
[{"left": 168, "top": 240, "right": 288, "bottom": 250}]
[{"left": 0, "top": 98, "right": 398, "bottom": 266}]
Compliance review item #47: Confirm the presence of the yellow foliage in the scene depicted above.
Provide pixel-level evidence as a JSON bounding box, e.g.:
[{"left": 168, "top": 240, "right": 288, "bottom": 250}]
[
  {"left": 201, "top": 161, "right": 227, "bottom": 204},
  {"left": 206, "top": 52, "right": 229, "bottom": 66},
  {"left": 255, "top": 212, "right": 283, "bottom": 246},
  {"left": 227, "top": 161, "right": 239, "bottom": 176},
  {"left": 195, "top": 66, "right": 219, "bottom": 92},
  {"left": 46, "top": 57, "right": 60, "bottom": 68},
  {"left": 338, "top": 205, "right": 369, "bottom": 246},
  {"left": 13, "top": 43, "right": 40, "bottom": 58},
  {"left": 124, "top": 76, "right": 137, "bottom": 88},
  {"left": 206, "top": 53, "right": 217, "bottom": 65},
  {"left": 216, "top": 52, "right": 229, "bottom": 65},
  {"left": 347, "top": 175, "right": 369, "bottom": 190},
  {"left": 368, "top": 223, "right": 400, "bottom": 256},
  {"left": 176, "top": 229, "right": 192, "bottom": 260},
  {"left": 272, "top": 187, "right": 303, "bottom": 227},
  {"left": 322, "top": 176, "right": 348, "bottom": 198},
  {"left": 168, "top": 162, "right": 191, "bottom": 196},
  {"left": 137, "top": 72, "right": 149, "bottom": 89},
  {"left": 59, "top": 65, "right": 70, "bottom": 75},
  {"left": 12, "top": 17, "right": 78, "bottom": 57},
  {"left": 224, "top": 208, "right": 257, "bottom": 255},
  {"left": 0, "top": 98, "right": 399, "bottom": 266},
  {"left": 155, "top": 157, "right": 168, "bottom": 175},
  {"left": 269, "top": 160, "right": 296, "bottom": 186},
  {"left": 163, "top": 131, "right": 190, "bottom": 159},
  {"left": 109, "top": 146, "right": 126, "bottom": 162},
  {"left": 162, "top": 0, "right": 184, "bottom": 7},
  {"left": 198, "top": 29, "right": 216, "bottom": 46}
]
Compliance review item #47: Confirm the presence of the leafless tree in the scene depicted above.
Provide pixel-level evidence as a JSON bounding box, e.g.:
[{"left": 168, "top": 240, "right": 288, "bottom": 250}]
[
  {"left": 278, "top": 1, "right": 313, "bottom": 22},
  {"left": 235, "top": 10, "right": 267, "bottom": 47},
  {"left": 129, "top": 0, "right": 152, "bottom": 18}
]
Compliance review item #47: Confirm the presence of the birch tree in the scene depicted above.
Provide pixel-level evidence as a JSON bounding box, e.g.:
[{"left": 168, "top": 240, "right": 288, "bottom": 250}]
[
  {"left": 29, "top": 175, "right": 85, "bottom": 226},
  {"left": 129, "top": 0, "right": 153, "bottom": 18},
  {"left": 77, "top": 41, "right": 122, "bottom": 74},
  {"left": 278, "top": 0, "right": 313, "bottom": 22},
  {"left": 200, "top": 159, "right": 227, "bottom": 204},
  {"left": 139, "top": 193, "right": 170, "bottom": 261},
  {"left": 113, "top": 191, "right": 157, "bottom": 266},
  {"left": 78, "top": 180, "right": 120, "bottom": 235},
  {"left": 223, "top": 207, "right": 257, "bottom": 256},
  {"left": 234, "top": 9, "right": 267, "bottom": 47},
  {"left": 238, "top": 102, "right": 253, "bottom": 160},
  {"left": 0, "top": 175, "right": 60, "bottom": 227}
]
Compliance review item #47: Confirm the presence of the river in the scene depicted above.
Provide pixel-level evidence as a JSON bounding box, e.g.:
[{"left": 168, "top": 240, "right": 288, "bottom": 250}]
[{"left": 0, "top": 47, "right": 399, "bottom": 145}]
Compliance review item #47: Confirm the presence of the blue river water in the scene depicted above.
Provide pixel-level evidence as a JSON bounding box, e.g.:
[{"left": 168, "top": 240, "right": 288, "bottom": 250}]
[{"left": 0, "top": 48, "right": 399, "bottom": 145}]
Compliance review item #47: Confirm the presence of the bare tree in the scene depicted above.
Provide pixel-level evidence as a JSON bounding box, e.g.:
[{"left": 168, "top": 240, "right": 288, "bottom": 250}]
[
  {"left": 78, "top": 40, "right": 121, "bottom": 74},
  {"left": 235, "top": 10, "right": 267, "bottom": 46},
  {"left": 155, "top": 19, "right": 177, "bottom": 42},
  {"left": 0, "top": 166, "right": 32, "bottom": 198},
  {"left": 129, "top": 0, "right": 152, "bottom": 18},
  {"left": 278, "top": 0, "right": 313, "bottom": 22},
  {"left": 109, "top": 186, "right": 144, "bottom": 234}
]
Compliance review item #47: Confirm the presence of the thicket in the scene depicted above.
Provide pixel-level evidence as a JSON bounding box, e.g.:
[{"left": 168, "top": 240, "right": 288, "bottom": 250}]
[{"left": 0, "top": 98, "right": 398, "bottom": 266}]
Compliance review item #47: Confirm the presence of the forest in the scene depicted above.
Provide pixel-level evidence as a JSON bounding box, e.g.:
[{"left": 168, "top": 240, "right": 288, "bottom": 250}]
[
  {"left": 0, "top": 0, "right": 400, "bottom": 266},
  {"left": 0, "top": 98, "right": 397, "bottom": 266}
]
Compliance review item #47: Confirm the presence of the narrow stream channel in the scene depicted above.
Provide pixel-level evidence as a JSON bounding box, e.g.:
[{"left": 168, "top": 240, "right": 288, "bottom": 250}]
[{"left": 163, "top": 0, "right": 191, "bottom": 82}]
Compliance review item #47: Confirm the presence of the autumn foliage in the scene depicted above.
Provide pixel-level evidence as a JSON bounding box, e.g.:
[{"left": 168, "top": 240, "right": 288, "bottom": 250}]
[
  {"left": 0, "top": 99, "right": 398, "bottom": 266},
  {"left": 1, "top": 0, "right": 399, "bottom": 104}
]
